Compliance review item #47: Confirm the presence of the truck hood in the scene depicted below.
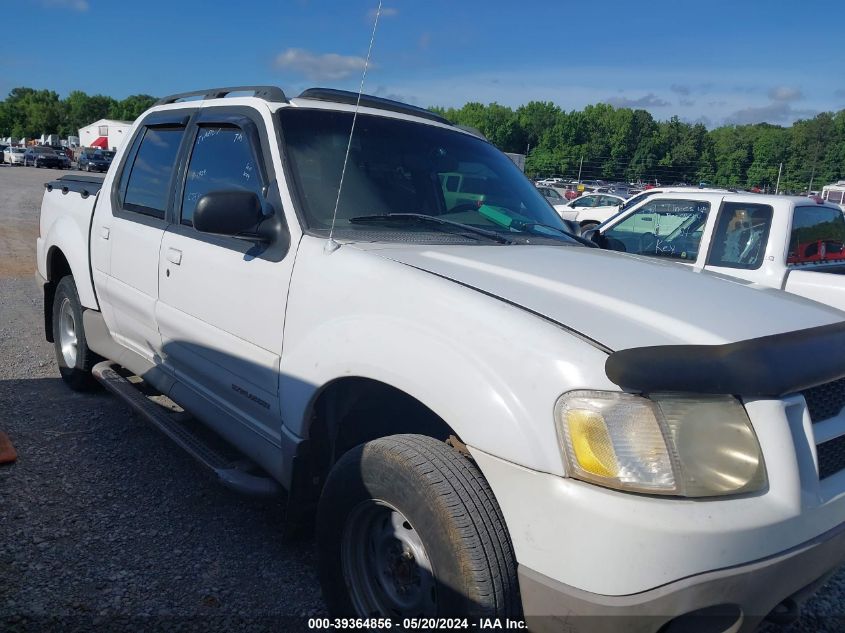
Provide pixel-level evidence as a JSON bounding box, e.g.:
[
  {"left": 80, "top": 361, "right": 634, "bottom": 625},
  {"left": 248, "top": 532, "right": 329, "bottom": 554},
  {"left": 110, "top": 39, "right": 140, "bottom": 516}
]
[{"left": 358, "top": 243, "right": 844, "bottom": 351}]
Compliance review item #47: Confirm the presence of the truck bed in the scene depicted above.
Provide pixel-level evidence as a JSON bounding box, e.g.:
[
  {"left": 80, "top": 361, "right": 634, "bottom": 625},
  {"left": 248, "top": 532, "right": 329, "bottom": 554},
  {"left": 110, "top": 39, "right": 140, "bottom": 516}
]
[{"left": 45, "top": 174, "right": 105, "bottom": 197}]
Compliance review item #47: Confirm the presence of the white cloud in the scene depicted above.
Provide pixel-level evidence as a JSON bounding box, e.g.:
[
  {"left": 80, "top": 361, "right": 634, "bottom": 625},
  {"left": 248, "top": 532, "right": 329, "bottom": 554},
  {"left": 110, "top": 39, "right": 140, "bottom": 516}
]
[
  {"left": 367, "top": 6, "right": 398, "bottom": 20},
  {"left": 38, "top": 0, "right": 89, "bottom": 10},
  {"left": 768, "top": 86, "right": 803, "bottom": 102},
  {"left": 606, "top": 93, "right": 670, "bottom": 108},
  {"left": 274, "top": 48, "right": 371, "bottom": 81},
  {"left": 725, "top": 102, "right": 817, "bottom": 125}
]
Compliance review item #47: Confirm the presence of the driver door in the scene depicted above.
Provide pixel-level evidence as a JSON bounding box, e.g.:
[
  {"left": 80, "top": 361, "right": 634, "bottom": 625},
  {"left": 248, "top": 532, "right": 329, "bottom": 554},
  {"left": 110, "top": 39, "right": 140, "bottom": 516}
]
[{"left": 155, "top": 108, "right": 295, "bottom": 442}]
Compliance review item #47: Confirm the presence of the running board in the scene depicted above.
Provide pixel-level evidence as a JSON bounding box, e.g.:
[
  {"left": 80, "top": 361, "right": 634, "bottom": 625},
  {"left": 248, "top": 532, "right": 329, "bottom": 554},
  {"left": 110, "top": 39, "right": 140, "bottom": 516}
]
[{"left": 92, "top": 361, "right": 281, "bottom": 497}]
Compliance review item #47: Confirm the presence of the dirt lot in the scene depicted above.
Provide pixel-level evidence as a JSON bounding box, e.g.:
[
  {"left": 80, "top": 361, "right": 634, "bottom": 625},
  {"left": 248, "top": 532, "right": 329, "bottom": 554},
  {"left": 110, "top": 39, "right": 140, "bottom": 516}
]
[
  {"left": 0, "top": 165, "right": 322, "bottom": 630},
  {"left": 0, "top": 164, "right": 843, "bottom": 631}
]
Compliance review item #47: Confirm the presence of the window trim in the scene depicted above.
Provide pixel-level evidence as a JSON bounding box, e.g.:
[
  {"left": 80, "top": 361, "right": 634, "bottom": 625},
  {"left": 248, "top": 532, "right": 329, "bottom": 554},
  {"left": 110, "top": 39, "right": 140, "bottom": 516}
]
[
  {"left": 110, "top": 108, "right": 195, "bottom": 225},
  {"left": 169, "top": 105, "right": 290, "bottom": 262},
  {"left": 705, "top": 201, "right": 774, "bottom": 271}
]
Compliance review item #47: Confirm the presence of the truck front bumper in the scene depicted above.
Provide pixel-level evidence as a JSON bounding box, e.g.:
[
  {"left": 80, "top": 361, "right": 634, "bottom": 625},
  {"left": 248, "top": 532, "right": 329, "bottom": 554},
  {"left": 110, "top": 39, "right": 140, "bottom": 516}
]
[{"left": 519, "top": 519, "right": 845, "bottom": 632}]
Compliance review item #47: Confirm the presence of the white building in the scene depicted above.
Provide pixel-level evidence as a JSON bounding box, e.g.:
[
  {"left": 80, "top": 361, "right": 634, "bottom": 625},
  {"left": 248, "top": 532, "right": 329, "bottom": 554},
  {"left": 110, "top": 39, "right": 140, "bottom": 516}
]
[{"left": 78, "top": 119, "right": 132, "bottom": 150}]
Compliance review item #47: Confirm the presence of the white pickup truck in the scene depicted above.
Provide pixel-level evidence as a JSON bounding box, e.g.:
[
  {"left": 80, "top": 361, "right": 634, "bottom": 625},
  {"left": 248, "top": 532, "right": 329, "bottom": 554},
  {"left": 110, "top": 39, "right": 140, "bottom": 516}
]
[
  {"left": 585, "top": 191, "right": 845, "bottom": 311},
  {"left": 36, "top": 86, "right": 845, "bottom": 631}
]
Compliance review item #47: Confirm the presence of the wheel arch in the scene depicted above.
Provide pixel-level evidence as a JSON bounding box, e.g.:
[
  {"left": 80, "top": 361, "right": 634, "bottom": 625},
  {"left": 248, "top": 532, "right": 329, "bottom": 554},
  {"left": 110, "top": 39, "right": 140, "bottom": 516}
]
[{"left": 291, "top": 376, "right": 463, "bottom": 511}]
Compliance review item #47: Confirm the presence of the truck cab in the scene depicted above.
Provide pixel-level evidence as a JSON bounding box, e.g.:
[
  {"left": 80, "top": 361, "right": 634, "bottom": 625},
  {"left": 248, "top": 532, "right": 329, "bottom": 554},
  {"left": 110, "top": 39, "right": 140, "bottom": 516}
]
[{"left": 590, "top": 191, "right": 845, "bottom": 311}]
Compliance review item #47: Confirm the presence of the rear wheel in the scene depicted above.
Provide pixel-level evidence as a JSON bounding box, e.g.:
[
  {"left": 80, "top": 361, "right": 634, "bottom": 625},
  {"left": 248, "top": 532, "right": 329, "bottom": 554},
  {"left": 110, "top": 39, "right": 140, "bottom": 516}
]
[
  {"left": 52, "top": 276, "right": 101, "bottom": 391},
  {"left": 317, "top": 434, "right": 520, "bottom": 621}
]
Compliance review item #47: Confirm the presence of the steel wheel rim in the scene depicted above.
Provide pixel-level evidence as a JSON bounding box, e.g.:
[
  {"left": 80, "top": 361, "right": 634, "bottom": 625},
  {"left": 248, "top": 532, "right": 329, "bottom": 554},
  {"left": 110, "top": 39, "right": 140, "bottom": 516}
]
[
  {"left": 341, "top": 499, "right": 436, "bottom": 618},
  {"left": 58, "top": 297, "right": 78, "bottom": 368}
]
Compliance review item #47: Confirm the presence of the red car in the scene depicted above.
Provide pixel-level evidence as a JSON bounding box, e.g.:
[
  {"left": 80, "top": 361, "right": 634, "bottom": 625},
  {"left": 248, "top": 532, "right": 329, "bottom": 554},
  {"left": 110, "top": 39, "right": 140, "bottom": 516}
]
[{"left": 787, "top": 239, "right": 845, "bottom": 264}]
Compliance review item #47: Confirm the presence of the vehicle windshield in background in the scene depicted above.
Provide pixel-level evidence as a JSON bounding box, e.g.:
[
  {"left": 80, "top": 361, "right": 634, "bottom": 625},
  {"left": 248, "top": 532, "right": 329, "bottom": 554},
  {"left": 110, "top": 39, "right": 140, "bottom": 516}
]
[
  {"left": 604, "top": 199, "right": 711, "bottom": 262},
  {"left": 788, "top": 205, "right": 845, "bottom": 265},
  {"left": 35, "top": 147, "right": 56, "bottom": 154},
  {"left": 100, "top": 151, "right": 115, "bottom": 160},
  {"left": 279, "top": 109, "right": 576, "bottom": 243}
]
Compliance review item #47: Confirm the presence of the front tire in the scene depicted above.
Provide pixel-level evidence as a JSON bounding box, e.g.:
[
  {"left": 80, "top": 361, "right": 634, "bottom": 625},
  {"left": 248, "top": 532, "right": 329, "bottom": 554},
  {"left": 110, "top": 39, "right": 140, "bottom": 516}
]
[
  {"left": 52, "top": 276, "right": 101, "bottom": 391},
  {"left": 317, "top": 434, "right": 520, "bottom": 621}
]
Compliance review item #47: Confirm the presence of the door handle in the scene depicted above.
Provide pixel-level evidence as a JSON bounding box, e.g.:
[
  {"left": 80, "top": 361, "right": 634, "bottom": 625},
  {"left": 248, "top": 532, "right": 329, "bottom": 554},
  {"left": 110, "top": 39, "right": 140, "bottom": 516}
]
[
  {"left": 100, "top": 226, "right": 110, "bottom": 240},
  {"left": 166, "top": 248, "right": 182, "bottom": 265}
]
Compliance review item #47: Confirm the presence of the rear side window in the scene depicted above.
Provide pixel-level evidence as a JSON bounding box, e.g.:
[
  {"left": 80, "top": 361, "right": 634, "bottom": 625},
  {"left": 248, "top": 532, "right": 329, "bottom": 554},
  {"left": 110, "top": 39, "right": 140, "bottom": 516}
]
[
  {"left": 123, "top": 127, "right": 185, "bottom": 219},
  {"left": 787, "top": 205, "right": 845, "bottom": 265},
  {"left": 180, "top": 126, "right": 265, "bottom": 226},
  {"left": 707, "top": 202, "right": 773, "bottom": 270}
]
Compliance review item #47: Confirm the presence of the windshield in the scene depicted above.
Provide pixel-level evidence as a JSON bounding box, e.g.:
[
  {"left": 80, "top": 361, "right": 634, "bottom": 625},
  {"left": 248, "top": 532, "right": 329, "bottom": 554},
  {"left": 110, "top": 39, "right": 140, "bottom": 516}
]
[
  {"left": 11, "top": 148, "right": 24, "bottom": 154},
  {"left": 279, "top": 108, "right": 574, "bottom": 243},
  {"left": 35, "top": 147, "right": 56, "bottom": 154}
]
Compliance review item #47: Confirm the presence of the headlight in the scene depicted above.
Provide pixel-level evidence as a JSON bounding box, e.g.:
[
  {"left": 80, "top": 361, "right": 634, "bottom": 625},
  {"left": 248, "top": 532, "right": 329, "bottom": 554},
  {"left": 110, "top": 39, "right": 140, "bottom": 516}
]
[{"left": 555, "top": 391, "right": 766, "bottom": 497}]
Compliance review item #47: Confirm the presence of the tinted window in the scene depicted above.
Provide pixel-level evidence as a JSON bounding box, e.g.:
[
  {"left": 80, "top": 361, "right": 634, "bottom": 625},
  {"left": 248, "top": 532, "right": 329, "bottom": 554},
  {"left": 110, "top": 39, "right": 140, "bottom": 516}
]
[
  {"left": 123, "top": 127, "right": 184, "bottom": 219},
  {"left": 279, "top": 109, "right": 569, "bottom": 241},
  {"left": 826, "top": 191, "right": 844, "bottom": 204},
  {"left": 707, "top": 202, "right": 773, "bottom": 270},
  {"left": 605, "top": 199, "right": 710, "bottom": 261},
  {"left": 787, "top": 205, "right": 845, "bottom": 265},
  {"left": 181, "top": 126, "right": 265, "bottom": 226}
]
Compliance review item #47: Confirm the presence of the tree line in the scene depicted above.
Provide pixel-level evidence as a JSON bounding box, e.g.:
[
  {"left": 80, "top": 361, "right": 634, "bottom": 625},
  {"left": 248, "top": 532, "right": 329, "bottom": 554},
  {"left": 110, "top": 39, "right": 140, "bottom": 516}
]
[
  {"left": 430, "top": 102, "right": 845, "bottom": 193},
  {"left": 1, "top": 86, "right": 842, "bottom": 193},
  {"left": 0, "top": 88, "right": 156, "bottom": 141}
]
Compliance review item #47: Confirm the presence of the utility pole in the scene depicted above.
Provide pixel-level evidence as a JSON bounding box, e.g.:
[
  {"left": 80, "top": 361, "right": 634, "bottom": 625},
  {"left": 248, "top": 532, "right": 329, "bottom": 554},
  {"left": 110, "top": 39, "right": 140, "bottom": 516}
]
[
  {"left": 775, "top": 162, "right": 783, "bottom": 195},
  {"left": 577, "top": 155, "right": 583, "bottom": 183}
]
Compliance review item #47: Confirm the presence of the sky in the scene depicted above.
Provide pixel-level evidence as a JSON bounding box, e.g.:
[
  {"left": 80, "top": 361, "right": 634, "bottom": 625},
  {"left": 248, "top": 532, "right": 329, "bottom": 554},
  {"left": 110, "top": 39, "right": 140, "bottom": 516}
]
[{"left": 3, "top": 0, "right": 844, "bottom": 128}]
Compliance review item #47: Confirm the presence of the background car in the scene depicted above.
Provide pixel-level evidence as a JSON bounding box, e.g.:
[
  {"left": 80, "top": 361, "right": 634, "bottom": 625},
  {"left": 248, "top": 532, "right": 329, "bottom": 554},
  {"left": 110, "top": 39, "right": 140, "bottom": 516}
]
[
  {"left": 49, "top": 146, "right": 72, "bottom": 169},
  {"left": 5, "top": 147, "right": 26, "bottom": 166},
  {"left": 77, "top": 148, "right": 115, "bottom": 172},
  {"left": 556, "top": 193, "right": 626, "bottom": 229},
  {"left": 24, "top": 146, "right": 62, "bottom": 168}
]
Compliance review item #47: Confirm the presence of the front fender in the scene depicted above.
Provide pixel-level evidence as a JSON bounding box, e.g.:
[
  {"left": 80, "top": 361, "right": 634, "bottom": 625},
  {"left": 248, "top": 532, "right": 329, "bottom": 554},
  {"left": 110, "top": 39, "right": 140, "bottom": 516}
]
[{"left": 279, "top": 238, "right": 615, "bottom": 475}]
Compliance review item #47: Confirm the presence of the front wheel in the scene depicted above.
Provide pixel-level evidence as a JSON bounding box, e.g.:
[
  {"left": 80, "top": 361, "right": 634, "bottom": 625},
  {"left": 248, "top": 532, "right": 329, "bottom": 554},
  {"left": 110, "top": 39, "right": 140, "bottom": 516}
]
[
  {"left": 52, "top": 276, "right": 101, "bottom": 391},
  {"left": 317, "top": 434, "right": 521, "bottom": 620},
  {"left": 580, "top": 221, "right": 599, "bottom": 231}
]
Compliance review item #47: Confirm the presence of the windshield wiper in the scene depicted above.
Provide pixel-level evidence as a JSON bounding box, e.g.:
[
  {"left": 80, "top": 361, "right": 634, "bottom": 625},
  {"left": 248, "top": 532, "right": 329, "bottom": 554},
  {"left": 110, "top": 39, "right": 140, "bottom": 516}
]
[{"left": 348, "top": 213, "right": 514, "bottom": 244}]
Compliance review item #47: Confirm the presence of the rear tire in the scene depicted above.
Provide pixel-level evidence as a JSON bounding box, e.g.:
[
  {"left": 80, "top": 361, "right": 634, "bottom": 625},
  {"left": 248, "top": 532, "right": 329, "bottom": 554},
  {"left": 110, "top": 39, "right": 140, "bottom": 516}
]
[
  {"left": 52, "top": 276, "right": 101, "bottom": 391},
  {"left": 317, "top": 434, "right": 521, "bottom": 621}
]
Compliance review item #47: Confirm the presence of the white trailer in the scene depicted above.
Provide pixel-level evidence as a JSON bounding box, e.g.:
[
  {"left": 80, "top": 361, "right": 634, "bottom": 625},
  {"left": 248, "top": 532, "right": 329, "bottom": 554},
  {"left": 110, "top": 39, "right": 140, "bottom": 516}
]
[{"left": 78, "top": 118, "right": 132, "bottom": 150}]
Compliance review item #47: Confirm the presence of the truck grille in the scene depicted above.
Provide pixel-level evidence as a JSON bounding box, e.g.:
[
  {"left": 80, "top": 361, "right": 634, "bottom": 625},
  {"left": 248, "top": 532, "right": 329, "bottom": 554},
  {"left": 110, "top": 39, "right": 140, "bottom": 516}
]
[
  {"left": 817, "top": 435, "right": 845, "bottom": 479},
  {"left": 802, "top": 377, "right": 845, "bottom": 423}
]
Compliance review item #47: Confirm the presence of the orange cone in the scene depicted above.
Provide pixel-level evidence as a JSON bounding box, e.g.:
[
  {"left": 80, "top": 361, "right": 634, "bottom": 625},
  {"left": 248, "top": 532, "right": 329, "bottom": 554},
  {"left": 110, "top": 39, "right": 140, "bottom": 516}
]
[{"left": 0, "top": 431, "right": 17, "bottom": 464}]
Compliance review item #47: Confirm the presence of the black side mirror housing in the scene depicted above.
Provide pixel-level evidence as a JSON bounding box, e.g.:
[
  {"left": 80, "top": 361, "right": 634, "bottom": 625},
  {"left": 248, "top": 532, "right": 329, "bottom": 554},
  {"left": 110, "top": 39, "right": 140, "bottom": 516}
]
[
  {"left": 582, "top": 228, "right": 605, "bottom": 247},
  {"left": 194, "top": 190, "right": 270, "bottom": 242}
]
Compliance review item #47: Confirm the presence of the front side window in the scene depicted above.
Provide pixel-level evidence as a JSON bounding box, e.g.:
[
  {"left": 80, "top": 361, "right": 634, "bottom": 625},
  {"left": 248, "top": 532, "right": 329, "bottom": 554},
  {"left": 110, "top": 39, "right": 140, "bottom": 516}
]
[
  {"left": 123, "top": 127, "right": 184, "bottom": 219},
  {"left": 707, "top": 202, "right": 773, "bottom": 270},
  {"left": 572, "top": 196, "right": 596, "bottom": 208},
  {"left": 181, "top": 126, "right": 265, "bottom": 226},
  {"left": 604, "top": 199, "right": 710, "bottom": 261},
  {"left": 787, "top": 205, "right": 845, "bottom": 265},
  {"left": 279, "top": 108, "right": 573, "bottom": 244}
]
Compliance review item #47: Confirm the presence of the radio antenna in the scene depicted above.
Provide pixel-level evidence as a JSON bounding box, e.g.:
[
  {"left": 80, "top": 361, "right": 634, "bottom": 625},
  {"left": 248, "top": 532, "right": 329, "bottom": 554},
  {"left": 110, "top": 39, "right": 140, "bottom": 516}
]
[{"left": 325, "top": 0, "right": 383, "bottom": 253}]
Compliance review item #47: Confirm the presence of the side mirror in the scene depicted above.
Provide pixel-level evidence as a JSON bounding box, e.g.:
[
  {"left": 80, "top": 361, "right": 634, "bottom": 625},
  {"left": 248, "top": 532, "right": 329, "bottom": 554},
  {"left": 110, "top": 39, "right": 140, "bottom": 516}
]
[
  {"left": 194, "top": 190, "right": 268, "bottom": 242},
  {"left": 582, "top": 228, "right": 603, "bottom": 246}
]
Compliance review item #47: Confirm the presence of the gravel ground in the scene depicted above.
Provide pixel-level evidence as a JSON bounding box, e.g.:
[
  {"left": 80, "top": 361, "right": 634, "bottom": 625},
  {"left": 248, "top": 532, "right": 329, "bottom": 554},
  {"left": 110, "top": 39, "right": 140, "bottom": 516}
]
[{"left": 1, "top": 164, "right": 845, "bottom": 632}]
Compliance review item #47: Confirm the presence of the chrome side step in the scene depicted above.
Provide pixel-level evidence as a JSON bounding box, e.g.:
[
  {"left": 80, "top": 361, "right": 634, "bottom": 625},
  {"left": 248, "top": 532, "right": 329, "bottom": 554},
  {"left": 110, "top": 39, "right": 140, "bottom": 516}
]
[{"left": 92, "top": 361, "right": 281, "bottom": 497}]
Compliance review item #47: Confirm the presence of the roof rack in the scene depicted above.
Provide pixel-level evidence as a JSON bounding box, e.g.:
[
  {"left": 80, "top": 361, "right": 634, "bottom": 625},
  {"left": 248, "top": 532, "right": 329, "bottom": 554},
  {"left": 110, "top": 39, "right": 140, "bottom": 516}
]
[
  {"left": 297, "top": 88, "right": 451, "bottom": 125},
  {"left": 154, "top": 86, "right": 288, "bottom": 107}
]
